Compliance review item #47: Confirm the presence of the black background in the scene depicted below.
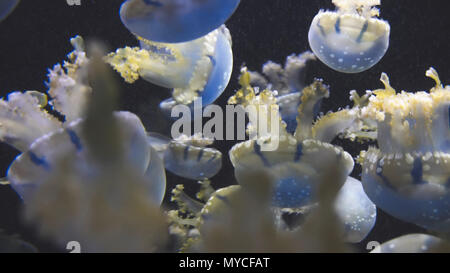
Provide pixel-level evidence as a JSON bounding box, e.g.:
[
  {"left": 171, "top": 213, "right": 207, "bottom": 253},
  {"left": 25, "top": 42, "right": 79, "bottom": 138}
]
[{"left": 0, "top": 0, "right": 449, "bottom": 252}]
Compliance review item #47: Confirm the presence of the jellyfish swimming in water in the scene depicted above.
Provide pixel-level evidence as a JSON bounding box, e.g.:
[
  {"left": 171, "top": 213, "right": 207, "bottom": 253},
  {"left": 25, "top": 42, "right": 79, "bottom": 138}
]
[
  {"left": 119, "top": 0, "right": 241, "bottom": 43},
  {"left": 0, "top": 37, "right": 170, "bottom": 252},
  {"left": 7, "top": 111, "right": 167, "bottom": 205},
  {"left": 106, "top": 25, "right": 233, "bottom": 108},
  {"left": 0, "top": 36, "right": 167, "bottom": 205},
  {"left": 225, "top": 65, "right": 378, "bottom": 242},
  {"left": 0, "top": 0, "right": 19, "bottom": 22},
  {"left": 370, "top": 234, "right": 444, "bottom": 253},
  {"left": 334, "top": 176, "right": 376, "bottom": 243},
  {"left": 170, "top": 177, "right": 375, "bottom": 245},
  {"left": 201, "top": 180, "right": 375, "bottom": 243},
  {"left": 308, "top": 0, "right": 390, "bottom": 73},
  {"left": 356, "top": 68, "right": 450, "bottom": 233},
  {"left": 147, "top": 132, "right": 222, "bottom": 181},
  {"left": 228, "top": 68, "right": 356, "bottom": 209},
  {"left": 245, "top": 51, "right": 316, "bottom": 134}
]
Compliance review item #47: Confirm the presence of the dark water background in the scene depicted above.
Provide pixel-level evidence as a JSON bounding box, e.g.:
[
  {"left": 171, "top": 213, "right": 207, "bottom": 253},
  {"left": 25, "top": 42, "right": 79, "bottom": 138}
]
[{"left": 0, "top": 0, "right": 449, "bottom": 252}]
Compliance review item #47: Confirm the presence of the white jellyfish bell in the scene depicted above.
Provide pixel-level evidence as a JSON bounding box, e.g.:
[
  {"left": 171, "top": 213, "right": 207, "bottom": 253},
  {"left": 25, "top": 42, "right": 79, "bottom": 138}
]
[{"left": 308, "top": 0, "right": 390, "bottom": 73}]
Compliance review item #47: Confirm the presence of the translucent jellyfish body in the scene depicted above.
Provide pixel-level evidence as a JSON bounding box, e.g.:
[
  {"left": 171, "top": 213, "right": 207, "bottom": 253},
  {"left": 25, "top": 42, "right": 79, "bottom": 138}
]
[
  {"left": 0, "top": 36, "right": 169, "bottom": 252},
  {"left": 0, "top": 91, "right": 62, "bottom": 152},
  {"left": 370, "top": 234, "right": 443, "bottom": 253},
  {"left": 0, "top": 36, "right": 168, "bottom": 205},
  {"left": 200, "top": 185, "right": 242, "bottom": 222},
  {"left": 199, "top": 179, "right": 375, "bottom": 244},
  {"left": 0, "top": 0, "right": 19, "bottom": 21},
  {"left": 7, "top": 111, "right": 167, "bottom": 205},
  {"left": 231, "top": 138, "right": 354, "bottom": 208},
  {"left": 120, "top": 0, "right": 240, "bottom": 43},
  {"left": 147, "top": 133, "right": 222, "bottom": 180},
  {"left": 106, "top": 25, "right": 233, "bottom": 107},
  {"left": 359, "top": 69, "right": 450, "bottom": 232},
  {"left": 308, "top": 0, "right": 390, "bottom": 73},
  {"left": 334, "top": 176, "right": 376, "bottom": 243},
  {"left": 228, "top": 70, "right": 356, "bottom": 209}
]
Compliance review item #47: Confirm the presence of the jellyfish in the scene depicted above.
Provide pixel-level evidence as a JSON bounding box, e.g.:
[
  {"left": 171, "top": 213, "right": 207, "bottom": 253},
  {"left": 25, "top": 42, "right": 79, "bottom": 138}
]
[
  {"left": 0, "top": 91, "right": 62, "bottom": 152},
  {"left": 119, "top": 0, "right": 241, "bottom": 43},
  {"left": 0, "top": 37, "right": 171, "bottom": 251},
  {"left": 245, "top": 52, "right": 317, "bottom": 133},
  {"left": 106, "top": 25, "right": 233, "bottom": 107},
  {"left": 0, "top": 36, "right": 167, "bottom": 205},
  {"left": 308, "top": 0, "right": 390, "bottom": 73},
  {"left": 370, "top": 234, "right": 443, "bottom": 253},
  {"left": 334, "top": 176, "right": 376, "bottom": 243},
  {"left": 0, "top": 36, "right": 90, "bottom": 158},
  {"left": 247, "top": 52, "right": 316, "bottom": 96},
  {"left": 198, "top": 180, "right": 375, "bottom": 244},
  {"left": 147, "top": 132, "right": 222, "bottom": 180},
  {"left": 357, "top": 68, "right": 450, "bottom": 233},
  {"left": 228, "top": 68, "right": 358, "bottom": 209},
  {"left": 0, "top": 0, "right": 19, "bottom": 22},
  {"left": 199, "top": 185, "right": 242, "bottom": 225},
  {"left": 175, "top": 179, "right": 374, "bottom": 247},
  {"left": 16, "top": 109, "right": 169, "bottom": 252}
]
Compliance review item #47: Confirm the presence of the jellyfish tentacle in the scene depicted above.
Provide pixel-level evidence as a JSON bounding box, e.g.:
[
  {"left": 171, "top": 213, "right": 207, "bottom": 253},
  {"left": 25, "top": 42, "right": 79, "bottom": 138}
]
[
  {"left": 294, "top": 79, "right": 330, "bottom": 141},
  {"left": 312, "top": 109, "right": 359, "bottom": 143},
  {"left": 106, "top": 25, "right": 233, "bottom": 107}
]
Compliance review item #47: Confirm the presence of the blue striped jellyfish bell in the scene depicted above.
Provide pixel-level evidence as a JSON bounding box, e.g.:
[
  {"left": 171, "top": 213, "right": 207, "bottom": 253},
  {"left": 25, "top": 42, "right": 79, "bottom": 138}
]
[
  {"left": 361, "top": 69, "right": 450, "bottom": 232},
  {"left": 230, "top": 138, "right": 354, "bottom": 209},
  {"left": 7, "top": 112, "right": 166, "bottom": 205},
  {"left": 163, "top": 141, "right": 222, "bottom": 180},
  {"left": 308, "top": 0, "right": 390, "bottom": 73},
  {"left": 147, "top": 133, "right": 223, "bottom": 180},
  {"left": 120, "top": 0, "right": 241, "bottom": 43}
]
